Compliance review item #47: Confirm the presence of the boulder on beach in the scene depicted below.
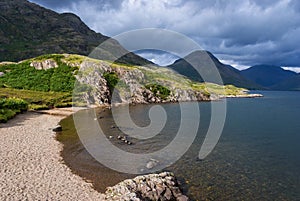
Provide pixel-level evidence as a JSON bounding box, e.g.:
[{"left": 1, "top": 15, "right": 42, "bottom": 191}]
[{"left": 104, "top": 172, "right": 188, "bottom": 201}]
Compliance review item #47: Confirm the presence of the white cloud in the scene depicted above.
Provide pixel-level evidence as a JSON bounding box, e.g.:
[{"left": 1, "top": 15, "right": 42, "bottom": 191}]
[
  {"left": 219, "top": 59, "right": 250, "bottom": 70},
  {"left": 282, "top": 67, "right": 300, "bottom": 73},
  {"left": 135, "top": 50, "right": 179, "bottom": 66}
]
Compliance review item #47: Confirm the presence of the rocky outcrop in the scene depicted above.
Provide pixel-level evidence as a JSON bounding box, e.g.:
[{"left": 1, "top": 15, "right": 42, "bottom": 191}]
[
  {"left": 75, "top": 61, "right": 112, "bottom": 105},
  {"left": 219, "top": 93, "right": 263, "bottom": 98},
  {"left": 75, "top": 61, "right": 210, "bottom": 106},
  {"left": 30, "top": 59, "right": 58, "bottom": 70},
  {"left": 104, "top": 172, "right": 188, "bottom": 201},
  {"left": 171, "top": 89, "right": 209, "bottom": 102}
]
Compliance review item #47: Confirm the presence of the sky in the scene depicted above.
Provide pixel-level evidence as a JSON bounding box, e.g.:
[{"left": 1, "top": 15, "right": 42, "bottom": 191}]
[{"left": 29, "top": 0, "right": 300, "bottom": 72}]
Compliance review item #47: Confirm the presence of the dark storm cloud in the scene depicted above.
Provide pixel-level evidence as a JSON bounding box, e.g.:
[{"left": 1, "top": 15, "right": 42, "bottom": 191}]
[
  {"left": 29, "top": 0, "right": 124, "bottom": 10},
  {"left": 29, "top": 0, "right": 300, "bottom": 70}
]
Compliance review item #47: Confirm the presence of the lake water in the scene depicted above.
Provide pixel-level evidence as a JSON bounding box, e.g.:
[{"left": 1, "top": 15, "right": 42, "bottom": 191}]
[{"left": 58, "top": 91, "right": 300, "bottom": 200}]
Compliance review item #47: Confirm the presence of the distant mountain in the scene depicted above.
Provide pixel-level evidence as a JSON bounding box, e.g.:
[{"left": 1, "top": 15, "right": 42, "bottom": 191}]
[
  {"left": 0, "top": 0, "right": 151, "bottom": 65},
  {"left": 241, "top": 65, "right": 297, "bottom": 88},
  {"left": 168, "top": 51, "right": 261, "bottom": 89},
  {"left": 271, "top": 74, "right": 300, "bottom": 91}
]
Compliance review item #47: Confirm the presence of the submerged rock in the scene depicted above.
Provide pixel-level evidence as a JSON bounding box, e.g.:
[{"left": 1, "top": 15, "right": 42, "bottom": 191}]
[
  {"left": 104, "top": 172, "right": 188, "bottom": 201},
  {"left": 52, "top": 125, "right": 62, "bottom": 132},
  {"left": 146, "top": 158, "right": 159, "bottom": 169}
]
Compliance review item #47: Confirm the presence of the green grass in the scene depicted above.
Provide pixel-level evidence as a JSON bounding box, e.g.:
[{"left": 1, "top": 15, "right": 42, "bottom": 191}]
[
  {"left": 0, "top": 54, "right": 93, "bottom": 121},
  {"left": 0, "top": 88, "right": 73, "bottom": 110},
  {"left": 29, "top": 54, "right": 66, "bottom": 63},
  {"left": 0, "top": 60, "right": 77, "bottom": 92},
  {"left": 62, "top": 54, "right": 86, "bottom": 66},
  {"left": 0, "top": 98, "right": 28, "bottom": 123}
]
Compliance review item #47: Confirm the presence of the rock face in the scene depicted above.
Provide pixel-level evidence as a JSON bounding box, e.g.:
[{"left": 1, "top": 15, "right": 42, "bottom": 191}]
[
  {"left": 30, "top": 59, "right": 58, "bottom": 70},
  {"left": 104, "top": 172, "right": 188, "bottom": 201},
  {"left": 75, "top": 61, "right": 112, "bottom": 105},
  {"left": 75, "top": 61, "right": 210, "bottom": 105}
]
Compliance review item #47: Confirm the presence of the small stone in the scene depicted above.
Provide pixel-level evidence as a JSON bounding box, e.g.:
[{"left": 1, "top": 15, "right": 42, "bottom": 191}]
[
  {"left": 177, "top": 195, "right": 189, "bottom": 201},
  {"left": 156, "top": 185, "right": 165, "bottom": 196},
  {"left": 164, "top": 188, "right": 172, "bottom": 200},
  {"left": 146, "top": 160, "right": 158, "bottom": 169},
  {"left": 52, "top": 125, "right": 62, "bottom": 132},
  {"left": 159, "top": 172, "right": 168, "bottom": 177},
  {"left": 109, "top": 136, "right": 113, "bottom": 139}
]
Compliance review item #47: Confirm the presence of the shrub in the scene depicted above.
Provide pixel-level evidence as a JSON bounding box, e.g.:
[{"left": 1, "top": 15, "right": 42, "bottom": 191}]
[
  {"left": 0, "top": 97, "right": 28, "bottom": 111},
  {"left": 0, "top": 109, "right": 16, "bottom": 123},
  {"left": 103, "top": 72, "right": 119, "bottom": 93},
  {"left": 145, "top": 83, "right": 171, "bottom": 100},
  {"left": 0, "top": 98, "right": 28, "bottom": 122}
]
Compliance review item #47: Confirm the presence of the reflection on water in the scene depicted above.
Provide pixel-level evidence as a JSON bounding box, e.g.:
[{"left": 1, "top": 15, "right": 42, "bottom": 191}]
[{"left": 58, "top": 91, "right": 300, "bottom": 200}]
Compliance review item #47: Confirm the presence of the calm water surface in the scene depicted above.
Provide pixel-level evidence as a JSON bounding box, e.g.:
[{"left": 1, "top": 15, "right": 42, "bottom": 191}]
[{"left": 59, "top": 91, "right": 300, "bottom": 200}]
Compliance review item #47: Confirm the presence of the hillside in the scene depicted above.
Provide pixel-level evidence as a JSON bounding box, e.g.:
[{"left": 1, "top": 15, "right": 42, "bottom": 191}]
[
  {"left": 0, "top": 53, "right": 251, "bottom": 106},
  {"left": 271, "top": 74, "right": 300, "bottom": 91},
  {"left": 168, "top": 51, "right": 261, "bottom": 89},
  {"left": 241, "top": 65, "right": 297, "bottom": 88},
  {"left": 0, "top": 0, "right": 151, "bottom": 66}
]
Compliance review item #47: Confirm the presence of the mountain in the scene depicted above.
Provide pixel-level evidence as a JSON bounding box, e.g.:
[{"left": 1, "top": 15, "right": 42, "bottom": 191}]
[
  {"left": 271, "top": 74, "right": 300, "bottom": 91},
  {"left": 168, "top": 50, "right": 261, "bottom": 89},
  {"left": 0, "top": 0, "right": 151, "bottom": 65},
  {"left": 240, "top": 65, "right": 297, "bottom": 88}
]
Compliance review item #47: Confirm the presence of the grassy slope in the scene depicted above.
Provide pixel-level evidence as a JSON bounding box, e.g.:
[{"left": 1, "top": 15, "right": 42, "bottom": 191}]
[
  {"left": 0, "top": 88, "right": 72, "bottom": 109},
  {"left": 0, "top": 54, "right": 248, "bottom": 121}
]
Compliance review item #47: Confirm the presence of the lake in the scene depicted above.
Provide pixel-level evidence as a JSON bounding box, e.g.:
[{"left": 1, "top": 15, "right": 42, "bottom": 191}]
[{"left": 58, "top": 91, "right": 300, "bottom": 200}]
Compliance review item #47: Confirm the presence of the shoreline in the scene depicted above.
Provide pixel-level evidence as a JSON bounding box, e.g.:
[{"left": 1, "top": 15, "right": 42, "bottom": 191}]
[
  {"left": 0, "top": 93, "right": 262, "bottom": 200},
  {"left": 0, "top": 111, "right": 104, "bottom": 200},
  {"left": 0, "top": 110, "right": 189, "bottom": 200},
  {"left": 220, "top": 93, "right": 263, "bottom": 98}
]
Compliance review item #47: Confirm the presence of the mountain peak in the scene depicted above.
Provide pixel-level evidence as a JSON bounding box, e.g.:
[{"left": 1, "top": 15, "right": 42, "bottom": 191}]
[
  {"left": 169, "top": 50, "right": 261, "bottom": 89},
  {"left": 0, "top": 0, "right": 151, "bottom": 66},
  {"left": 241, "top": 64, "right": 297, "bottom": 88}
]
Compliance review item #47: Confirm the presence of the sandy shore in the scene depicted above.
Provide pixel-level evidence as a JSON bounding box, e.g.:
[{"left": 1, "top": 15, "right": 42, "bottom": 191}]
[{"left": 0, "top": 112, "right": 104, "bottom": 200}]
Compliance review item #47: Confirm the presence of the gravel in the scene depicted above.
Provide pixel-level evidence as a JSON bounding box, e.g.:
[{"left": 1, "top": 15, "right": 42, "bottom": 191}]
[{"left": 0, "top": 112, "right": 104, "bottom": 200}]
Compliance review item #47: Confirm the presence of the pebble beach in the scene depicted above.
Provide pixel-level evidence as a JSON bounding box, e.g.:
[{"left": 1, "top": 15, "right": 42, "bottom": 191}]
[{"left": 0, "top": 112, "right": 104, "bottom": 200}]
